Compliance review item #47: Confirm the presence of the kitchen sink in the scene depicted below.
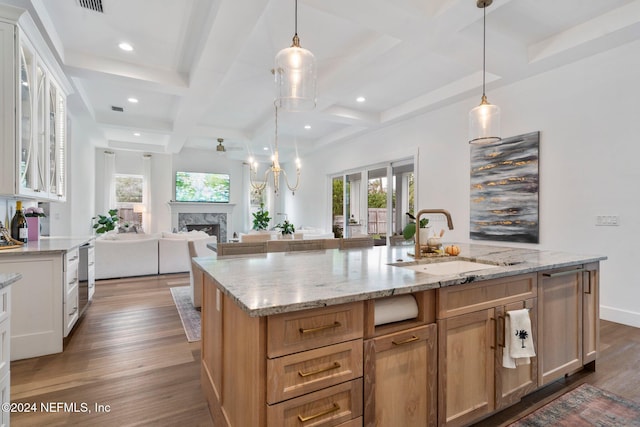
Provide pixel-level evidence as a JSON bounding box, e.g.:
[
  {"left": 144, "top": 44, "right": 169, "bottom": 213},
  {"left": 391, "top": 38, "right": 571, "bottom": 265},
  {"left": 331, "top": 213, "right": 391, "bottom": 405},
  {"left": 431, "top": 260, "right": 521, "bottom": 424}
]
[{"left": 393, "top": 260, "right": 499, "bottom": 276}]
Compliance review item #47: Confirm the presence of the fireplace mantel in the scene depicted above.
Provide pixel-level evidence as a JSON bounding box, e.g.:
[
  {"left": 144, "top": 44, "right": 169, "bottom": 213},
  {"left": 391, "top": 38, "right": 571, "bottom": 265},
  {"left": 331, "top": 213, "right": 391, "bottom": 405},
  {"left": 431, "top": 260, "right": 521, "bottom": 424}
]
[{"left": 168, "top": 201, "right": 236, "bottom": 213}]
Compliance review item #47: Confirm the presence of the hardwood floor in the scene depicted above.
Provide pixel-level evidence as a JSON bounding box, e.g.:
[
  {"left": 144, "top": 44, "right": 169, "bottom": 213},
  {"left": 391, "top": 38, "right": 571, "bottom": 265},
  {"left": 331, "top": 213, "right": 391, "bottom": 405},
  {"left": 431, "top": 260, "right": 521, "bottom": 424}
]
[
  {"left": 10, "top": 274, "right": 214, "bottom": 427},
  {"left": 9, "top": 273, "right": 640, "bottom": 427}
]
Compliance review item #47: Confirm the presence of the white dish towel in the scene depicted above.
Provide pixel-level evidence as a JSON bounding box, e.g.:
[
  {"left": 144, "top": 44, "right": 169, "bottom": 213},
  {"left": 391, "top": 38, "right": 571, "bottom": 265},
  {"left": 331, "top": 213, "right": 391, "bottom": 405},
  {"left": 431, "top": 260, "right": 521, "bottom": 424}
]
[{"left": 502, "top": 308, "right": 536, "bottom": 369}]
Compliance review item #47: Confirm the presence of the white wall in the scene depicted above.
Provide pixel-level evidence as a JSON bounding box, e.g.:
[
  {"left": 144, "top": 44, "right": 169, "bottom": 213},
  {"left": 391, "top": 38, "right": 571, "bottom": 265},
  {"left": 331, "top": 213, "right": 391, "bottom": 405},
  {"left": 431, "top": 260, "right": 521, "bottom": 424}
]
[
  {"left": 172, "top": 148, "right": 247, "bottom": 236},
  {"left": 291, "top": 40, "right": 640, "bottom": 327},
  {"left": 93, "top": 147, "right": 248, "bottom": 236}
]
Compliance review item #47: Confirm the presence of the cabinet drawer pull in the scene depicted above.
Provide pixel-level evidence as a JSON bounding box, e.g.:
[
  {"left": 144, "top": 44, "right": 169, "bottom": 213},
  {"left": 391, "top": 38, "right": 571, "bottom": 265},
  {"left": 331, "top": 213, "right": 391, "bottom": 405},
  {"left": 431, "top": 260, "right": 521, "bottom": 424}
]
[
  {"left": 299, "top": 321, "right": 341, "bottom": 334},
  {"left": 68, "top": 256, "right": 79, "bottom": 262},
  {"left": 392, "top": 335, "right": 419, "bottom": 346},
  {"left": 68, "top": 278, "right": 78, "bottom": 285},
  {"left": 298, "top": 362, "right": 341, "bottom": 378},
  {"left": 543, "top": 268, "right": 585, "bottom": 278},
  {"left": 68, "top": 306, "right": 78, "bottom": 316},
  {"left": 297, "top": 402, "right": 340, "bottom": 422}
]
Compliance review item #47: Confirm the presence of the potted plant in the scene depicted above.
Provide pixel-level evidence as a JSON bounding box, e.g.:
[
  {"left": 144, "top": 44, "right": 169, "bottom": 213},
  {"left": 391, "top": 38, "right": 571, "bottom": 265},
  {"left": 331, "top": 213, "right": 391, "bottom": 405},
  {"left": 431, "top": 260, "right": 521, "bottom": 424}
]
[
  {"left": 275, "top": 220, "right": 295, "bottom": 239},
  {"left": 402, "top": 214, "right": 429, "bottom": 241},
  {"left": 252, "top": 203, "right": 271, "bottom": 231},
  {"left": 92, "top": 209, "right": 121, "bottom": 234}
]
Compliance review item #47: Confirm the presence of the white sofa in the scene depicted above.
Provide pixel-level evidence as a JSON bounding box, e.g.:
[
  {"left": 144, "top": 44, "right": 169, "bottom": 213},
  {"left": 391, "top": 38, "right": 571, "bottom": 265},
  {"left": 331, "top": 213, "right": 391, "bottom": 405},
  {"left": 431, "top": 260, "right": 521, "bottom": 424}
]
[{"left": 95, "top": 231, "right": 217, "bottom": 280}]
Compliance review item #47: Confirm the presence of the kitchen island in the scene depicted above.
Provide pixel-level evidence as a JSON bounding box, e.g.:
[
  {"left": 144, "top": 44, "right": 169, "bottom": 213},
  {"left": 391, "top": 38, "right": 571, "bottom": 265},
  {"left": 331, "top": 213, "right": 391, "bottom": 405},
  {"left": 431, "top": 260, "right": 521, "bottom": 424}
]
[{"left": 193, "top": 243, "right": 605, "bottom": 426}]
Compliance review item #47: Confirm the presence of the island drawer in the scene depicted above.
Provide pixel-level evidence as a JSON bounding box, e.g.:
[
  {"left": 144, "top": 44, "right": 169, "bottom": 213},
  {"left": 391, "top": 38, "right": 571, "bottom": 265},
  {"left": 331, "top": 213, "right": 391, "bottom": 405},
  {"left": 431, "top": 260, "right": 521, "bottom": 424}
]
[
  {"left": 267, "top": 378, "right": 363, "bottom": 427},
  {"left": 267, "top": 302, "right": 364, "bottom": 358},
  {"left": 267, "top": 339, "right": 363, "bottom": 404},
  {"left": 437, "top": 273, "right": 537, "bottom": 318}
]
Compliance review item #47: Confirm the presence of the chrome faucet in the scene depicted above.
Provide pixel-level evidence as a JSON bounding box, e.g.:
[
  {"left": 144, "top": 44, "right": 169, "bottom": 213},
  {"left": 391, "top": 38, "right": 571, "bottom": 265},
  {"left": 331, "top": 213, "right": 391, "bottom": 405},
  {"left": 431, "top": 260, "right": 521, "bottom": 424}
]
[{"left": 414, "top": 209, "right": 454, "bottom": 259}]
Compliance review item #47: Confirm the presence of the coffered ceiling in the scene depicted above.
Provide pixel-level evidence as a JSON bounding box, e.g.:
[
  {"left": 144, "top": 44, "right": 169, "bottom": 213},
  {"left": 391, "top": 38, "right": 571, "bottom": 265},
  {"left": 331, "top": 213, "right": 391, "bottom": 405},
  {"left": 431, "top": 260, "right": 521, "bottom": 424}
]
[{"left": 10, "top": 0, "right": 640, "bottom": 160}]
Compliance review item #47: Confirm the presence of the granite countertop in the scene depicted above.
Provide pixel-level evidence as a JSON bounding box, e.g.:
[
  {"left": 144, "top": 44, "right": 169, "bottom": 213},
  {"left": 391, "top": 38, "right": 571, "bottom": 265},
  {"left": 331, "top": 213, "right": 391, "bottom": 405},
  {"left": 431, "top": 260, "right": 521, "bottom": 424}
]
[
  {"left": 0, "top": 273, "right": 21, "bottom": 289},
  {"left": 193, "top": 243, "right": 607, "bottom": 318},
  {"left": 0, "top": 236, "right": 94, "bottom": 256}
]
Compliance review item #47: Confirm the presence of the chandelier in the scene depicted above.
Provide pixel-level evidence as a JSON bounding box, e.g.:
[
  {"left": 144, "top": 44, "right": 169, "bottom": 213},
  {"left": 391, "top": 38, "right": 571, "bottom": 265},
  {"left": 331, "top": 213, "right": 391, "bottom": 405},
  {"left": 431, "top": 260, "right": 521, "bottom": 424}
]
[
  {"left": 249, "top": 106, "right": 301, "bottom": 196},
  {"left": 468, "top": 0, "right": 501, "bottom": 145},
  {"left": 273, "top": 0, "right": 317, "bottom": 111}
]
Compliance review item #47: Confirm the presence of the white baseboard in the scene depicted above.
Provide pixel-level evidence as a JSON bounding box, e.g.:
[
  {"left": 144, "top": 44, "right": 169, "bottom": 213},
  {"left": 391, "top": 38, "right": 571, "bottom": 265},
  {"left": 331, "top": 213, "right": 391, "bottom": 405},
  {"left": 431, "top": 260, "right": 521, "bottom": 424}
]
[{"left": 600, "top": 305, "right": 640, "bottom": 328}]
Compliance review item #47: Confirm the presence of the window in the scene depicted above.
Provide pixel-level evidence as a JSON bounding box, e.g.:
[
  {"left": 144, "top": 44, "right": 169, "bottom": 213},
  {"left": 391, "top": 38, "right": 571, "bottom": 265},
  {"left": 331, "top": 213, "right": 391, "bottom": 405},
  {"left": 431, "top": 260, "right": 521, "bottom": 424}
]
[
  {"left": 115, "top": 174, "right": 144, "bottom": 229},
  {"left": 116, "top": 174, "right": 143, "bottom": 203},
  {"left": 330, "top": 158, "right": 415, "bottom": 244}
]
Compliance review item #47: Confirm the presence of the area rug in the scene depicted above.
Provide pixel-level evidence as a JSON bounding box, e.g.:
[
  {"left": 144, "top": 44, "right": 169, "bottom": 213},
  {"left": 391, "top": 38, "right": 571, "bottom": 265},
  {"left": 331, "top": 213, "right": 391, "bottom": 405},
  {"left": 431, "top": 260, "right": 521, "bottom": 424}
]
[
  {"left": 509, "top": 383, "right": 640, "bottom": 426},
  {"left": 170, "top": 286, "right": 201, "bottom": 342}
]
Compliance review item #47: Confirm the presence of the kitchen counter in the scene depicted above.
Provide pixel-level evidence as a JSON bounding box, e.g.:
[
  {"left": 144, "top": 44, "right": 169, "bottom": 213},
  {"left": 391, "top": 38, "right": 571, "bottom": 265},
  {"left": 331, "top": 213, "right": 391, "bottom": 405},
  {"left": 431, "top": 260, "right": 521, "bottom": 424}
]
[
  {"left": 193, "top": 243, "right": 606, "bottom": 317},
  {"left": 0, "top": 236, "right": 94, "bottom": 360},
  {"left": 0, "top": 236, "right": 93, "bottom": 256},
  {"left": 0, "top": 273, "right": 21, "bottom": 289}
]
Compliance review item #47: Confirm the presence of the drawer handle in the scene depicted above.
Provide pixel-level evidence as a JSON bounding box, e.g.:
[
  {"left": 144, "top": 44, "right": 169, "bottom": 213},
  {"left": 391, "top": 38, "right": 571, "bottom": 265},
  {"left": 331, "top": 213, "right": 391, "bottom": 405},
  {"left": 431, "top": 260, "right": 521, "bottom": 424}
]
[
  {"left": 543, "top": 268, "right": 585, "bottom": 278},
  {"left": 68, "top": 278, "right": 78, "bottom": 285},
  {"left": 297, "top": 403, "right": 340, "bottom": 422},
  {"left": 68, "top": 256, "right": 79, "bottom": 262},
  {"left": 299, "top": 321, "right": 341, "bottom": 334},
  {"left": 298, "top": 362, "right": 341, "bottom": 378},
  {"left": 68, "top": 306, "right": 78, "bottom": 316},
  {"left": 392, "top": 335, "right": 419, "bottom": 346}
]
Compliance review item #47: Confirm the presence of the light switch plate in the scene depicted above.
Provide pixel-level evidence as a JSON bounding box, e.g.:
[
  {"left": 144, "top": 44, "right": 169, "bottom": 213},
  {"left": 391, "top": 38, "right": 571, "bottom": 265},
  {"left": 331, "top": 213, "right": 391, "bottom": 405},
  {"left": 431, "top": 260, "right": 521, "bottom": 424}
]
[{"left": 596, "top": 215, "right": 619, "bottom": 226}]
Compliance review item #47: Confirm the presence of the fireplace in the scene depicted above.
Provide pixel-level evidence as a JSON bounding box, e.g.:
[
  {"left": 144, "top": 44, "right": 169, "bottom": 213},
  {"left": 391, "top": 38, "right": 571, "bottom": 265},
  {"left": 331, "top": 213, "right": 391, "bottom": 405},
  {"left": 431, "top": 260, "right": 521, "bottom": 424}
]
[
  {"left": 186, "top": 224, "right": 220, "bottom": 242},
  {"left": 168, "top": 202, "right": 235, "bottom": 243}
]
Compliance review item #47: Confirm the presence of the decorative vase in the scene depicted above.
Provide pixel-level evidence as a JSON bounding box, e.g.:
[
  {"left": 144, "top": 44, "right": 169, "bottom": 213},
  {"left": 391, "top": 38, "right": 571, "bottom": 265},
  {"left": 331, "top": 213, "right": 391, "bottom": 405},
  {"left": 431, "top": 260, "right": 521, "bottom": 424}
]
[
  {"left": 418, "top": 227, "right": 431, "bottom": 247},
  {"left": 26, "top": 217, "right": 40, "bottom": 241}
]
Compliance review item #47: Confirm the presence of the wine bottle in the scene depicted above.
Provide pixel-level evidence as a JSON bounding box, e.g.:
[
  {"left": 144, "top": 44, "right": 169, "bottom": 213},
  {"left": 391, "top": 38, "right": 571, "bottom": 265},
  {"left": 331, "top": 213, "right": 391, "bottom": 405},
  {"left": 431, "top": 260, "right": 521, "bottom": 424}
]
[{"left": 11, "top": 200, "right": 28, "bottom": 243}]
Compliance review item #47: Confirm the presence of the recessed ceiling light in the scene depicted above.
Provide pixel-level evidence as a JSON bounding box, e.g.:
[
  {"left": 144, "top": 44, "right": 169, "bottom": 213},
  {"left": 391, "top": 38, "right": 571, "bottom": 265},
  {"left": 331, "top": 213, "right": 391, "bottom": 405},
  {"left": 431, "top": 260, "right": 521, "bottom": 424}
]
[
  {"left": 356, "top": 96, "right": 366, "bottom": 103},
  {"left": 304, "top": 125, "right": 311, "bottom": 130},
  {"left": 128, "top": 97, "right": 139, "bottom": 103},
  {"left": 119, "top": 42, "right": 133, "bottom": 52},
  {"left": 133, "top": 132, "right": 141, "bottom": 136},
  {"left": 263, "top": 146, "right": 269, "bottom": 151}
]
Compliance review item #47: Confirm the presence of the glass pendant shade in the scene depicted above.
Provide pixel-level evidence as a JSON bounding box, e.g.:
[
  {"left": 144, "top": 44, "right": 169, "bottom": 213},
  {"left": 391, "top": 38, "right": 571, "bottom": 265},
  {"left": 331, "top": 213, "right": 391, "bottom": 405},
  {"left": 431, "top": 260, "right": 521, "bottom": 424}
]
[
  {"left": 469, "top": 96, "right": 501, "bottom": 144},
  {"left": 274, "top": 42, "right": 317, "bottom": 111}
]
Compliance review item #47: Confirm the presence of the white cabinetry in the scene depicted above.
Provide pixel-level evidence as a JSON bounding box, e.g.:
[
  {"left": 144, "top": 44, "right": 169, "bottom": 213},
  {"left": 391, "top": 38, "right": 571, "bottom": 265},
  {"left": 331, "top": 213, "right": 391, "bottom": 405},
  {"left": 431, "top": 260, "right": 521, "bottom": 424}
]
[
  {"left": 0, "top": 285, "right": 11, "bottom": 427},
  {"left": 63, "top": 247, "right": 79, "bottom": 337},
  {"left": 0, "top": 6, "right": 70, "bottom": 201},
  {"left": 0, "top": 246, "right": 85, "bottom": 360},
  {"left": 0, "top": 253, "right": 63, "bottom": 360}
]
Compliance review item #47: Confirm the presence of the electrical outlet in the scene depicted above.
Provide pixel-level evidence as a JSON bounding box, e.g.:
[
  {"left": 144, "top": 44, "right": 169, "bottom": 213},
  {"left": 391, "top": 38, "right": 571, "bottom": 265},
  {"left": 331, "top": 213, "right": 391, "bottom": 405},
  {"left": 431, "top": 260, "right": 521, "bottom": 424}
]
[{"left": 596, "top": 215, "right": 620, "bottom": 226}]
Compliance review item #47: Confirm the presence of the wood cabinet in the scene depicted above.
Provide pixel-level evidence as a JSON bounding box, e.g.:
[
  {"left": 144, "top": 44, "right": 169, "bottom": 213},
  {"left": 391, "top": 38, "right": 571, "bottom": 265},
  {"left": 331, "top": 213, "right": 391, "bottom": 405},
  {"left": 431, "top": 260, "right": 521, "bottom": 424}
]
[
  {"left": 201, "top": 273, "right": 364, "bottom": 427},
  {"left": 0, "top": 6, "right": 70, "bottom": 201},
  {"left": 538, "top": 263, "right": 599, "bottom": 386},
  {"left": 437, "top": 274, "right": 537, "bottom": 426},
  {"left": 364, "top": 324, "right": 437, "bottom": 427},
  {"left": 197, "top": 260, "right": 600, "bottom": 427}
]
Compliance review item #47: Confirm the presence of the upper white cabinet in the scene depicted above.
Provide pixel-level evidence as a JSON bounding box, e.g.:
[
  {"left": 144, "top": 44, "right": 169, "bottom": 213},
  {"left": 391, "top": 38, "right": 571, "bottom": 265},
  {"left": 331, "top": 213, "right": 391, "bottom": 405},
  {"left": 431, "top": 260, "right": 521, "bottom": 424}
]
[{"left": 0, "top": 6, "right": 70, "bottom": 201}]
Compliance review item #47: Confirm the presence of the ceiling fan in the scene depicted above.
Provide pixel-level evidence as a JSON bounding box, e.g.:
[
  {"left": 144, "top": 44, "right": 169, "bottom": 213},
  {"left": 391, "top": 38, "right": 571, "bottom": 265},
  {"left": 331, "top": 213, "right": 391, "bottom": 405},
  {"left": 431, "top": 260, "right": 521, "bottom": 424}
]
[{"left": 216, "top": 138, "right": 242, "bottom": 153}]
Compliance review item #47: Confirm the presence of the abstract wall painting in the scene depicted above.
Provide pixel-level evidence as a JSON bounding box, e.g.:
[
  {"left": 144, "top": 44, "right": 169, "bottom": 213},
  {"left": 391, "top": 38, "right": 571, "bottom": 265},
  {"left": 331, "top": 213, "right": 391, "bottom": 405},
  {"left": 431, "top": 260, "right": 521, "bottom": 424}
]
[{"left": 470, "top": 131, "right": 539, "bottom": 243}]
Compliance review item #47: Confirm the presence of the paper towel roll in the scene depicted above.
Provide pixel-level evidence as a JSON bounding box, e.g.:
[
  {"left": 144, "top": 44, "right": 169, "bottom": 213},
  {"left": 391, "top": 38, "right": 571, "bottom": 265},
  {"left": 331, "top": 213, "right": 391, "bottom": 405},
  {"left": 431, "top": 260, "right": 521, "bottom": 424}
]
[{"left": 374, "top": 294, "right": 419, "bottom": 326}]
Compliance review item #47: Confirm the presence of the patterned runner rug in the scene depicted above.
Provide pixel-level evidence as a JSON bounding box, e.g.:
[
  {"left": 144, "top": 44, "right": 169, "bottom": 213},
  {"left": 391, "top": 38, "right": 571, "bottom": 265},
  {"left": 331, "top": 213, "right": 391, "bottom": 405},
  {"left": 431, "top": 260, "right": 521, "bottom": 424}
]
[
  {"left": 509, "top": 383, "right": 640, "bottom": 426},
  {"left": 170, "top": 286, "right": 201, "bottom": 342}
]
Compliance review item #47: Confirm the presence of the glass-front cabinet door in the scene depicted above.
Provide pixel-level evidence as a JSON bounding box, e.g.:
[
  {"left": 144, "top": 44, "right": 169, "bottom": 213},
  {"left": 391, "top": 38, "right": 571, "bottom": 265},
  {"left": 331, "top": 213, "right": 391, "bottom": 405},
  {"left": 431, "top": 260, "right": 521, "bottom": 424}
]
[
  {"left": 18, "top": 41, "right": 35, "bottom": 194},
  {"left": 49, "top": 80, "right": 66, "bottom": 199},
  {"left": 14, "top": 36, "right": 67, "bottom": 201},
  {"left": 35, "top": 60, "right": 47, "bottom": 194}
]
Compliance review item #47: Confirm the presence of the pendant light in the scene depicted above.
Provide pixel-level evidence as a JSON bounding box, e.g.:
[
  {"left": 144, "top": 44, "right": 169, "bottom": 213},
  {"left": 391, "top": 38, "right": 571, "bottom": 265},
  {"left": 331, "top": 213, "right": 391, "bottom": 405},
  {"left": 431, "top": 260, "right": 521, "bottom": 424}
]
[
  {"left": 249, "top": 105, "right": 301, "bottom": 196},
  {"left": 469, "top": 0, "right": 501, "bottom": 145},
  {"left": 274, "top": 0, "right": 317, "bottom": 111}
]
